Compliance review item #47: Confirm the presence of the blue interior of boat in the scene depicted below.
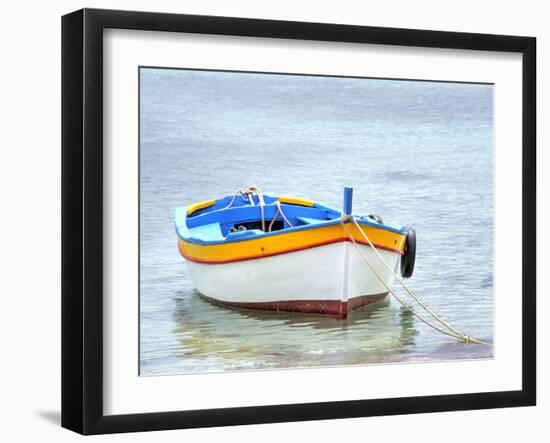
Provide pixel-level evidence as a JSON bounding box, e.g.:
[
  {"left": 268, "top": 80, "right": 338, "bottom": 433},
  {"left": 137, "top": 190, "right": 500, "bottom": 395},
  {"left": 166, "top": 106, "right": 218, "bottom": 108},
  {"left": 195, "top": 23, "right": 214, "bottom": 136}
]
[{"left": 175, "top": 193, "right": 405, "bottom": 245}]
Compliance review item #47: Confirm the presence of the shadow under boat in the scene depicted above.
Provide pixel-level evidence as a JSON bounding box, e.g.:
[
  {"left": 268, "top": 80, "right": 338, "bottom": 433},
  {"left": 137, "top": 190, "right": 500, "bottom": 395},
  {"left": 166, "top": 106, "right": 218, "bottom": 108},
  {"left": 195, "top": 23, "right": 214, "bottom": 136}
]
[{"left": 171, "top": 290, "right": 419, "bottom": 359}]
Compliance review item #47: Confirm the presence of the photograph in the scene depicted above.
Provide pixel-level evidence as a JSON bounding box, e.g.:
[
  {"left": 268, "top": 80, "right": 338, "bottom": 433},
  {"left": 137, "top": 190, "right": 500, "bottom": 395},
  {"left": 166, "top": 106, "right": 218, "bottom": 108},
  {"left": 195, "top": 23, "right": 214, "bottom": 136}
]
[{"left": 139, "top": 67, "right": 495, "bottom": 376}]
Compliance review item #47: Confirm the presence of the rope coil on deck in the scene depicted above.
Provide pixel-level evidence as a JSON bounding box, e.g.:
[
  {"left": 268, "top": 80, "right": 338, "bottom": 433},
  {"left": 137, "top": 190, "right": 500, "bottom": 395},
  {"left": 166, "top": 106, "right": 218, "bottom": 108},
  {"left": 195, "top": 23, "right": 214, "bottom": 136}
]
[
  {"left": 340, "top": 215, "right": 491, "bottom": 346},
  {"left": 224, "top": 186, "right": 294, "bottom": 233},
  {"left": 269, "top": 201, "right": 294, "bottom": 232}
]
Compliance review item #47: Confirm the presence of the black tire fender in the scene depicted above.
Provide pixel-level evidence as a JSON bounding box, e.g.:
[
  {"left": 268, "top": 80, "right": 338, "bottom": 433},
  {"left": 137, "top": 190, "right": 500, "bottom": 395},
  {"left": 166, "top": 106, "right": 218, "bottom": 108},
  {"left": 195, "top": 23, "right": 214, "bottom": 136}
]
[{"left": 401, "top": 227, "right": 416, "bottom": 278}]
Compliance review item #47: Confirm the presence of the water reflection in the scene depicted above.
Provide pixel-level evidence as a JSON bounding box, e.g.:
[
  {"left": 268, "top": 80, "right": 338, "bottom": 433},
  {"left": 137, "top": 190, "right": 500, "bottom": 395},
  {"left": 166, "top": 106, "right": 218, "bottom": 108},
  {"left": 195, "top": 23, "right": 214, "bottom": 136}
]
[{"left": 170, "top": 291, "right": 419, "bottom": 373}]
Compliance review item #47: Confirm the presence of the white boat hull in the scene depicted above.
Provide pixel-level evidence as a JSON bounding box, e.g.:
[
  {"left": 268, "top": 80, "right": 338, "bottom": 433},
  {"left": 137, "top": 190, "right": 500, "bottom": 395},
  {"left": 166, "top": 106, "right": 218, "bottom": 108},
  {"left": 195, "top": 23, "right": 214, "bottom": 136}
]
[{"left": 185, "top": 241, "right": 400, "bottom": 318}]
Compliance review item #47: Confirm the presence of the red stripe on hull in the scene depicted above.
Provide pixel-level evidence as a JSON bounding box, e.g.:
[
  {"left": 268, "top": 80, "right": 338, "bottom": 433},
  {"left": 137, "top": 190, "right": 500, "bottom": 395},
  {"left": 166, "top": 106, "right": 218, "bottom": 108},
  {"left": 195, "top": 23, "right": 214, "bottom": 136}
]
[{"left": 199, "top": 293, "right": 388, "bottom": 319}]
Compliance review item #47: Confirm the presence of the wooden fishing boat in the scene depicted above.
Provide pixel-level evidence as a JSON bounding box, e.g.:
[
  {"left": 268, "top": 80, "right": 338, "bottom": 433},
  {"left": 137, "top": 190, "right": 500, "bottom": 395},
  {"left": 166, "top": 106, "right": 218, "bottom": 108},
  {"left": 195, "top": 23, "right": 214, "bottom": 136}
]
[{"left": 176, "top": 187, "right": 416, "bottom": 319}]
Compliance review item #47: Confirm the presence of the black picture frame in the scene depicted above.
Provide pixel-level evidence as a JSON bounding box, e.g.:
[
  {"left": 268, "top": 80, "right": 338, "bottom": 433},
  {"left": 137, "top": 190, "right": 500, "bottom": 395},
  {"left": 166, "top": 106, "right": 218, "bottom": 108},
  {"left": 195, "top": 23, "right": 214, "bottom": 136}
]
[{"left": 62, "top": 8, "right": 536, "bottom": 435}]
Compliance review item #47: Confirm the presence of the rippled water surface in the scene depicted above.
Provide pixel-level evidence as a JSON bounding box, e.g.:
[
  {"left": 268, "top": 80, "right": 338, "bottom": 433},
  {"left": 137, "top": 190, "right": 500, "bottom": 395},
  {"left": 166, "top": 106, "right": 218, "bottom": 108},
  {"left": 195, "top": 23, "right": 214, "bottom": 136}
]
[{"left": 139, "top": 68, "right": 494, "bottom": 375}]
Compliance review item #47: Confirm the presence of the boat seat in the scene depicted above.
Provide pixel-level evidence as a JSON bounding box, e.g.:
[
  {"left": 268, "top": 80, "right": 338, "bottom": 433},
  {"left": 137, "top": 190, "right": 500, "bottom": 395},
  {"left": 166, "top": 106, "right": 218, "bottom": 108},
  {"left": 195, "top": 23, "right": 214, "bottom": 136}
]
[{"left": 189, "top": 222, "right": 224, "bottom": 241}]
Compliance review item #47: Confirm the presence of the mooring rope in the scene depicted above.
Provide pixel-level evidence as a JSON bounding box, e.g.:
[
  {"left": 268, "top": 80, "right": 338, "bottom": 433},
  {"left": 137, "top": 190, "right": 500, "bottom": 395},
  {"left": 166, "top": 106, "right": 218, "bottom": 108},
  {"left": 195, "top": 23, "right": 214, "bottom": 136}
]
[
  {"left": 268, "top": 201, "right": 294, "bottom": 232},
  {"left": 340, "top": 215, "right": 491, "bottom": 346},
  {"left": 248, "top": 186, "right": 266, "bottom": 232},
  {"left": 350, "top": 216, "right": 467, "bottom": 338},
  {"left": 223, "top": 188, "right": 248, "bottom": 210},
  {"left": 224, "top": 186, "right": 267, "bottom": 231},
  {"left": 224, "top": 186, "right": 298, "bottom": 233}
]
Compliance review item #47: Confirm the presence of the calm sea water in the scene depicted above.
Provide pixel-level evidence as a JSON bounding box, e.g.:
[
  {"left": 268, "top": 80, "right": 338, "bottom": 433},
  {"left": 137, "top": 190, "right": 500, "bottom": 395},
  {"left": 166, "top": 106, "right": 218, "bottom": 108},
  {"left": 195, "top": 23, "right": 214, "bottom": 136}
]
[{"left": 139, "top": 68, "right": 494, "bottom": 376}]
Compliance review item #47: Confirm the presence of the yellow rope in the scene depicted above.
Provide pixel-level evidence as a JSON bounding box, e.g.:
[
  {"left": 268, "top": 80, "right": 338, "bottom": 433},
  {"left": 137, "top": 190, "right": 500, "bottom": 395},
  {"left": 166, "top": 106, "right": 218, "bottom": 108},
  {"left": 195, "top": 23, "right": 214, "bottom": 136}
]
[{"left": 341, "top": 216, "right": 491, "bottom": 346}]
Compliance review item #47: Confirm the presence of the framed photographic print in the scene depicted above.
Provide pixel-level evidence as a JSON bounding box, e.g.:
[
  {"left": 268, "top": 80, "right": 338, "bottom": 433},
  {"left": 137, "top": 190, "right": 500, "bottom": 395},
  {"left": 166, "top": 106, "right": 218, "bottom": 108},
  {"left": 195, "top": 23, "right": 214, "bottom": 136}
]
[{"left": 61, "top": 8, "right": 536, "bottom": 435}]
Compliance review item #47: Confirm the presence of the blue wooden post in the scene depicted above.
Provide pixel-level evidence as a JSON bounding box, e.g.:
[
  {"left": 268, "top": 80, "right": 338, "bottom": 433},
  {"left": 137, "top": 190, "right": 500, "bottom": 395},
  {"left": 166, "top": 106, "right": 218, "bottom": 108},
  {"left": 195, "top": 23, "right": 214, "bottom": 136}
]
[{"left": 343, "top": 187, "right": 353, "bottom": 215}]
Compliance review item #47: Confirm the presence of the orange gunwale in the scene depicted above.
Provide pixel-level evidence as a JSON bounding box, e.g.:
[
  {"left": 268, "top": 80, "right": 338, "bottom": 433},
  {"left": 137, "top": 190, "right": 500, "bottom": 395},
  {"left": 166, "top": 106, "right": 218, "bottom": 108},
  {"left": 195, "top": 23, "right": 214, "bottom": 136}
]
[{"left": 178, "top": 223, "right": 406, "bottom": 264}]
